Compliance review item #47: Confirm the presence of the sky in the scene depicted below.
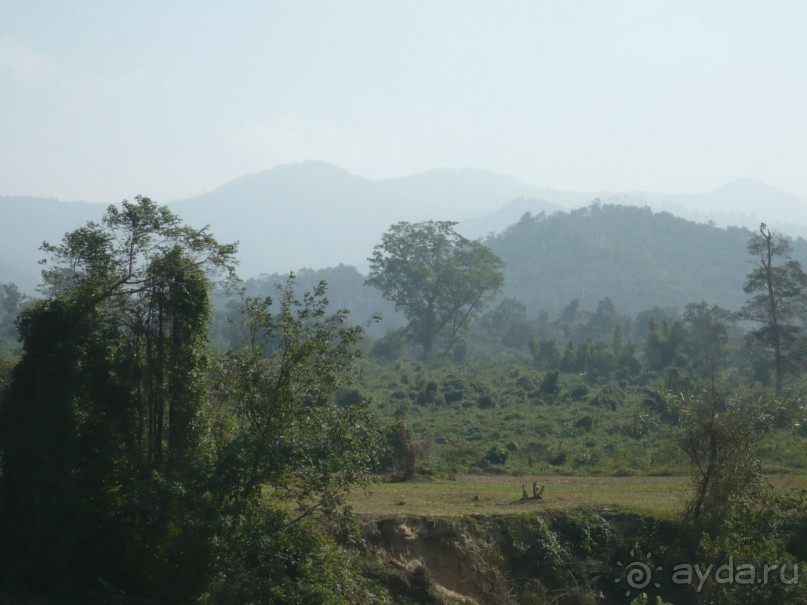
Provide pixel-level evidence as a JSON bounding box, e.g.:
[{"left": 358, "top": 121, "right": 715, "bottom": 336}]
[{"left": 1, "top": 0, "right": 807, "bottom": 205}]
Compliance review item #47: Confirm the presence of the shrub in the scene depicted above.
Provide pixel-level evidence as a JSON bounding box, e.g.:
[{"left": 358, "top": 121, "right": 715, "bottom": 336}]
[{"left": 484, "top": 444, "right": 509, "bottom": 465}]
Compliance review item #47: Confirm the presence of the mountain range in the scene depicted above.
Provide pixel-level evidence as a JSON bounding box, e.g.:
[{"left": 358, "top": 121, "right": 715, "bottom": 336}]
[{"left": 1, "top": 162, "right": 806, "bottom": 301}]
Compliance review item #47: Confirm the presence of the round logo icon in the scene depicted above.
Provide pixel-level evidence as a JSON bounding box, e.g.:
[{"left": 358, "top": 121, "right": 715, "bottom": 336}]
[{"left": 615, "top": 547, "right": 663, "bottom": 597}]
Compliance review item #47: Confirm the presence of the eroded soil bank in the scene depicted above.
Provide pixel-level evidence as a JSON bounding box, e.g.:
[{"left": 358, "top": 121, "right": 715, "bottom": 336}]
[{"left": 359, "top": 511, "right": 681, "bottom": 605}]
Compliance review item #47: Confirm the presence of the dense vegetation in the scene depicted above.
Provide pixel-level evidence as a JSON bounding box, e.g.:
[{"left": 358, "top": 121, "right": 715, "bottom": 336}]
[
  {"left": 1, "top": 200, "right": 807, "bottom": 603},
  {"left": 488, "top": 203, "right": 807, "bottom": 317},
  {"left": 0, "top": 199, "right": 386, "bottom": 603}
]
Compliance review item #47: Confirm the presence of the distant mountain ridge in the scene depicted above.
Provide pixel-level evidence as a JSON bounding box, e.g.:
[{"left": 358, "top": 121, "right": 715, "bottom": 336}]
[
  {"left": 168, "top": 161, "right": 552, "bottom": 277},
  {"left": 1, "top": 163, "right": 806, "bottom": 297},
  {"left": 612, "top": 178, "right": 807, "bottom": 239}
]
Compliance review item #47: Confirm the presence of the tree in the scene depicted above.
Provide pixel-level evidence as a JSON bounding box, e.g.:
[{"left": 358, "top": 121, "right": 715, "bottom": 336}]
[
  {"left": 0, "top": 283, "right": 24, "bottom": 319},
  {"left": 682, "top": 301, "right": 736, "bottom": 383},
  {"left": 587, "top": 296, "right": 619, "bottom": 341},
  {"left": 366, "top": 221, "right": 504, "bottom": 357},
  {"left": 212, "top": 278, "right": 383, "bottom": 518},
  {"left": 741, "top": 223, "right": 807, "bottom": 396},
  {"left": 482, "top": 297, "right": 534, "bottom": 349},
  {"left": 0, "top": 196, "right": 237, "bottom": 599},
  {"left": 0, "top": 283, "right": 25, "bottom": 350},
  {"left": 644, "top": 318, "right": 687, "bottom": 371},
  {"left": 674, "top": 389, "right": 807, "bottom": 605},
  {"left": 677, "top": 389, "right": 772, "bottom": 531},
  {"left": 0, "top": 199, "right": 387, "bottom": 603},
  {"left": 36, "top": 196, "right": 237, "bottom": 471},
  {"left": 530, "top": 336, "right": 561, "bottom": 370},
  {"left": 203, "top": 277, "right": 386, "bottom": 603}
]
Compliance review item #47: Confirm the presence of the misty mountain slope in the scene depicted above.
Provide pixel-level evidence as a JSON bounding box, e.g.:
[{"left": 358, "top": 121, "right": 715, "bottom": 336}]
[
  {"left": 606, "top": 179, "right": 807, "bottom": 238},
  {"left": 0, "top": 164, "right": 557, "bottom": 289},
  {"left": 168, "top": 162, "right": 549, "bottom": 277},
  {"left": 488, "top": 203, "right": 807, "bottom": 318},
  {"left": 0, "top": 196, "right": 105, "bottom": 292},
  {"left": 169, "top": 163, "right": 386, "bottom": 278},
  {"left": 458, "top": 196, "right": 565, "bottom": 239}
]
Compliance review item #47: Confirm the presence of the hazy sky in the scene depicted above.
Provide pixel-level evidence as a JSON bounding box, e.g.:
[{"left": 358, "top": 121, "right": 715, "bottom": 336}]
[{"left": 2, "top": 1, "right": 806, "bottom": 204}]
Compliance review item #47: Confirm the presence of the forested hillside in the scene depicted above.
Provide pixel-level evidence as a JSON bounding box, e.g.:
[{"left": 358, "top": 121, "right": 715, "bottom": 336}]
[
  {"left": 234, "top": 204, "right": 807, "bottom": 327},
  {"left": 489, "top": 203, "right": 807, "bottom": 317}
]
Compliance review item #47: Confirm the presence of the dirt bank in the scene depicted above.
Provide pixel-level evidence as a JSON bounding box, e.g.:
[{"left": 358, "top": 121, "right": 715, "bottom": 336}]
[{"left": 360, "top": 511, "right": 679, "bottom": 605}]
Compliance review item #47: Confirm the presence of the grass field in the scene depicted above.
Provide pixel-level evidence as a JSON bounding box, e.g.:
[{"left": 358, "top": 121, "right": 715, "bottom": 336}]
[{"left": 348, "top": 473, "right": 807, "bottom": 519}]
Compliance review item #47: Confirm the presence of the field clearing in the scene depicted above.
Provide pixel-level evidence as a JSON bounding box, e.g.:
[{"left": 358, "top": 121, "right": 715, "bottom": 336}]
[{"left": 348, "top": 473, "right": 807, "bottom": 519}]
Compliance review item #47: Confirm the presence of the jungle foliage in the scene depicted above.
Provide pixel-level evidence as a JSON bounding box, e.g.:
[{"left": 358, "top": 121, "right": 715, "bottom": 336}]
[
  {"left": 2, "top": 200, "right": 807, "bottom": 604},
  {"left": 0, "top": 199, "right": 387, "bottom": 604}
]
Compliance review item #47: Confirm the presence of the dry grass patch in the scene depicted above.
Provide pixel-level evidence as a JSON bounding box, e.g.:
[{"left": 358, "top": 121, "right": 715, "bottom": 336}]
[{"left": 348, "top": 473, "right": 807, "bottom": 519}]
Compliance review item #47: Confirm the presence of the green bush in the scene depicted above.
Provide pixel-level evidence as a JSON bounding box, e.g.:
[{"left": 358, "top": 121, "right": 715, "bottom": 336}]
[{"left": 485, "top": 444, "right": 509, "bottom": 465}]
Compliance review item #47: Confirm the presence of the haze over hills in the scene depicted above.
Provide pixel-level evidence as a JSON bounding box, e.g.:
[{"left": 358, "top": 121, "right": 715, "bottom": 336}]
[
  {"left": 608, "top": 178, "right": 807, "bottom": 239},
  {"left": 0, "top": 163, "right": 552, "bottom": 291},
  {"left": 475, "top": 178, "right": 807, "bottom": 240},
  {"left": 169, "top": 161, "right": 558, "bottom": 277},
  {"left": 1, "top": 163, "right": 806, "bottom": 304},
  {"left": 0, "top": 197, "right": 106, "bottom": 292}
]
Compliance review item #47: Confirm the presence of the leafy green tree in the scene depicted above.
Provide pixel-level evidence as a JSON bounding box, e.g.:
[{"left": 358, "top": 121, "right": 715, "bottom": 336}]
[
  {"left": 611, "top": 324, "right": 641, "bottom": 379},
  {"left": 682, "top": 301, "right": 736, "bottom": 383},
  {"left": 0, "top": 199, "right": 387, "bottom": 603},
  {"left": 558, "top": 298, "right": 585, "bottom": 340},
  {"left": 644, "top": 318, "right": 687, "bottom": 371},
  {"left": 0, "top": 197, "right": 236, "bottom": 599},
  {"left": 530, "top": 336, "right": 561, "bottom": 370},
  {"left": 205, "top": 278, "right": 386, "bottom": 603},
  {"left": 213, "top": 279, "right": 383, "bottom": 517},
  {"left": 587, "top": 340, "right": 617, "bottom": 380},
  {"left": 675, "top": 388, "right": 807, "bottom": 605},
  {"left": 632, "top": 306, "right": 678, "bottom": 343},
  {"left": 741, "top": 223, "right": 807, "bottom": 396},
  {"left": 0, "top": 283, "right": 26, "bottom": 353},
  {"left": 587, "top": 296, "right": 619, "bottom": 341},
  {"left": 482, "top": 296, "right": 535, "bottom": 350},
  {"left": 559, "top": 340, "right": 578, "bottom": 372},
  {"left": 0, "top": 283, "right": 24, "bottom": 321},
  {"left": 366, "top": 221, "right": 504, "bottom": 358}
]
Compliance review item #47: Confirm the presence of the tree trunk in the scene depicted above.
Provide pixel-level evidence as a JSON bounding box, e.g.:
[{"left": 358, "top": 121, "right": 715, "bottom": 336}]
[{"left": 762, "top": 233, "right": 784, "bottom": 396}]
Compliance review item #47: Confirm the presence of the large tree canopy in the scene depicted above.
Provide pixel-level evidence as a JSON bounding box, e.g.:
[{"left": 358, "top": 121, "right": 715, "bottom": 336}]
[
  {"left": 0, "top": 198, "right": 385, "bottom": 603},
  {"left": 366, "top": 220, "right": 504, "bottom": 357},
  {"left": 0, "top": 197, "right": 237, "bottom": 598}
]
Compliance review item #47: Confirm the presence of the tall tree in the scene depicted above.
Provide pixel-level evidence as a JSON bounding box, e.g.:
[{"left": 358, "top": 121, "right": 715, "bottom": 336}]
[
  {"left": 741, "top": 223, "right": 807, "bottom": 396},
  {"left": 682, "top": 301, "right": 736, "bottom": 383},
  {"left": 587, "top": 296, "right": 619, "bottom": 341},
  {"left": 644, "top": 318, "right": 687, "bottom": 371},
  {"left": 0, "top": 283, "right": 25, "bottom": 348},
  {"left": 0, "top": 197, "right": 236, "bottom": 599},
  {"left": 366, "top": 220, "right": 504, "bottom": 357}
]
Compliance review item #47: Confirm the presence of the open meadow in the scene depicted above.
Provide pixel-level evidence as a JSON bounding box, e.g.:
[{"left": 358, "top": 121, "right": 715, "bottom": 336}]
[{"left": 349, "top": 473, "right": 807, "bottom": 519}]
